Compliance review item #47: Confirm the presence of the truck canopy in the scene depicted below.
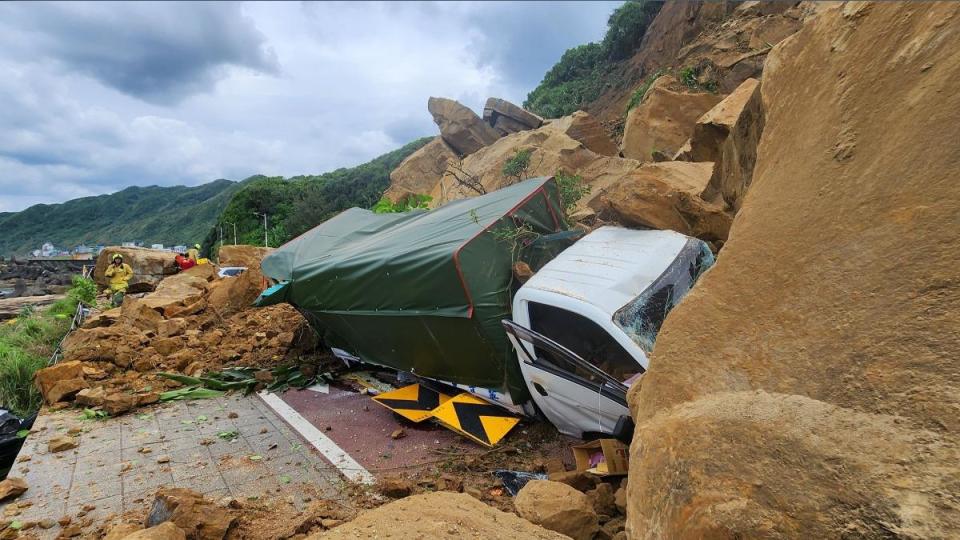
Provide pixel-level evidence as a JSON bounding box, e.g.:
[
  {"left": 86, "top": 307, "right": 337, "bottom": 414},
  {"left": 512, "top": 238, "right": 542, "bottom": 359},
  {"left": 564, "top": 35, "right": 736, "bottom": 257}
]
[{"left": 256, "top": 177, "right": 570, "bottom": 402}]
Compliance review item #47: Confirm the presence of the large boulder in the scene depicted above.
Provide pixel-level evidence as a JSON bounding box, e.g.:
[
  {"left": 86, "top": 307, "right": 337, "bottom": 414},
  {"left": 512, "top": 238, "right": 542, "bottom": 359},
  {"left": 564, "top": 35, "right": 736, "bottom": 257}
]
[
  {"left": 146, "top": 488, "right": 235, "bottom": 540},
  {"left": 514, "top": 480, "right": 599, "bottom": 540},
  {"left": 124, "top": 522, "right": 187, "bottom": 540},
  {"left": 139, "top": 269, "right": 211, "bottom": 315},
  {"left": 93, "top": 247, "right": 178, "bottom": 293},
  {"left": 483, "top": 97, "right": 544, "bottom": 135},
  {"left": 428, "top": 97, "right": 501, "bottom": 156},
  {"left": 593, "top": 161, "right": 732, "bottom": 242},
  {"left": 383, "top": 137, "right": 458, "bottom": 203},
  {"left": 217, "top": 245, "right": 273, "bottom": 271},
  {"left": 314, "top": 492, "right": 567, "bottom": 539},
  {"left": 34, "top": 360, "right": 87, "bottom": 405},
  {"left": 687, "top": 78, "right": 763, "bottom": 211},
  {"left": 550, "top": 111, "right": 619, "bottom": 157},
  {"left": 621, "top": 75, "right": 724, "bottom": 161},
  {"left": 432, "top": 123, "right": 642, "bottom": 207},
  {"left": 626, "top": 3, "right": 960, "bottom": 539}
]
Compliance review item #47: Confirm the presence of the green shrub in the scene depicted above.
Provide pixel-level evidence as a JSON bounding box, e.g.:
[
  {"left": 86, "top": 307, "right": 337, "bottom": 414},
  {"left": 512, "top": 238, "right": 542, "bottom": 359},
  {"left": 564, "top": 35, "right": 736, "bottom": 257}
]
[
  {"left": 625, "top": 68, "right": 667, "bottom": 113},
  {"left": 502, "top": 149, "right": 533, "bottom": 182},
  {"left": 371, "top": 194, "right": 432, "bottom": 214},
  {"left": 0, "top": 342, "right": 45, "bottom": 417},
  {"left": 679, "top": 65, "right": 718, "bottom": 93},
  {"left": 555, "top": 170, "right": 591, "bottom": 216}
]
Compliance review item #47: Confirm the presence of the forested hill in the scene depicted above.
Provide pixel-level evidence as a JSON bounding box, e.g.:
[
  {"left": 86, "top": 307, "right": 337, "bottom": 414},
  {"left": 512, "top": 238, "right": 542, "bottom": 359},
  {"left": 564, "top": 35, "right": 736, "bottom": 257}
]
[
  {"left": 202, "top": 136, "right": 432, "bottom": 251},
  {"left": 0, "top": 180, "right": 242, "bottom": 257},
  {"left": 1, "top": 137, "right": 431, "bottom": 258}
]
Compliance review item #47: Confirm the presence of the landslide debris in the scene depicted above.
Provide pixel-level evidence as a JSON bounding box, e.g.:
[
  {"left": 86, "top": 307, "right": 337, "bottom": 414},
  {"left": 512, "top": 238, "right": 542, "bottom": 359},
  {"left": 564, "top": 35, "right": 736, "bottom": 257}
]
[
  {"left": 514, "top": 480, "right": 600, "bottom": 540},
  {"left": 626, "top": 2, "right": 960, "bottom": 538},
  {"left": 311, "top": 492, "right": 568, "bottom": 539},
  {"left": 34, "top": 246, "right": 317, "bottom": 415}
]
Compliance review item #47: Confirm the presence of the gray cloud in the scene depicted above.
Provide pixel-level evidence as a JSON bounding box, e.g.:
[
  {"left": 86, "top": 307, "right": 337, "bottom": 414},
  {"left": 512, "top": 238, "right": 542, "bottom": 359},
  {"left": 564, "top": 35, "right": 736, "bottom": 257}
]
[
  {"left": 0, "top": 2, "right": 278, "bottom": 104},
  {"left": 0, "top": 1, "right": 618, "bottom": 213}
]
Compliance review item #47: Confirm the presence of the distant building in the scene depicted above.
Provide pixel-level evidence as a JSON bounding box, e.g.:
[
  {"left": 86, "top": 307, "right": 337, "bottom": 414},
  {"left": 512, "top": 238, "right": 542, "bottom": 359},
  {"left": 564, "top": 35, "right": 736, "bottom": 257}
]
[
  {"left": 74, "top": 245, "right": 93, "bottom": 255},
  {"left": 173, "top": 245, "right": 187, "bottom": 254},
  {"left": 151, "top": 244, "right": 164, "bottom": 250},
  {"left": 40, "top": 242, "right": 55, "bottom": 257}
]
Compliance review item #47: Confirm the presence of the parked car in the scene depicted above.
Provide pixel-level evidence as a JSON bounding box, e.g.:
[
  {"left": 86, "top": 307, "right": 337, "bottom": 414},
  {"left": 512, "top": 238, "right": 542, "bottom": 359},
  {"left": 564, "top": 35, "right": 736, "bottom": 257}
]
[{"left": 217, "top": 266, "right": 247, "bottom": 278}]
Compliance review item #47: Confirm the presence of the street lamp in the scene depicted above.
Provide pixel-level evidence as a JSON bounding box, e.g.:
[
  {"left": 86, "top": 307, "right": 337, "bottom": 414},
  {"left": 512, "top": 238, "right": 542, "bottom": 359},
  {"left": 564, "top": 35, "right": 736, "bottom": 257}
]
[{"left": 253, "top": 212, "right": 268, "bottom": 247}]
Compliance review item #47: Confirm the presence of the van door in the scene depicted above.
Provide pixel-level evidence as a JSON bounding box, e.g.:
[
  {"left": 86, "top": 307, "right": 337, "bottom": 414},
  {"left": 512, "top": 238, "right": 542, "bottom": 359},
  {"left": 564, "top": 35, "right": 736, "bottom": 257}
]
[{"left": 502, "top": 320, "right": 629, "bottom": 438}]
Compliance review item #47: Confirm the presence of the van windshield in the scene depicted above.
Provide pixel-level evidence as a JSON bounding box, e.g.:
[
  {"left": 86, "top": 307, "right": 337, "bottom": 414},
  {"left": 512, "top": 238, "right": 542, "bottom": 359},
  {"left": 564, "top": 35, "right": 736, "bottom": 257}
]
[{"left": 613, "top": 239, "right": 714, "bottom": 354}]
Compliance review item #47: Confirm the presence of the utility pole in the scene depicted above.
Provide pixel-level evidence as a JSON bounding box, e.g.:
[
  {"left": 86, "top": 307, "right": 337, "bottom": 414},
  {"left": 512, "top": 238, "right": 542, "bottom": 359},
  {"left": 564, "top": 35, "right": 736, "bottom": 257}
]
[{"left": 253, "top": 212, "right": 268, "bottom": 247}]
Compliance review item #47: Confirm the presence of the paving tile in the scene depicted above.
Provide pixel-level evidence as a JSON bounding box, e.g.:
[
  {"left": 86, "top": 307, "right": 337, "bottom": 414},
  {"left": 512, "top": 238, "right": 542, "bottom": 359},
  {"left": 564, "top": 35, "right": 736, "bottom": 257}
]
[
  {"left": 66, "top": 494, "right": 123, "bottom": 521},
  {"left": 174, "top": 470, "right": 231, "bottom": 496}
]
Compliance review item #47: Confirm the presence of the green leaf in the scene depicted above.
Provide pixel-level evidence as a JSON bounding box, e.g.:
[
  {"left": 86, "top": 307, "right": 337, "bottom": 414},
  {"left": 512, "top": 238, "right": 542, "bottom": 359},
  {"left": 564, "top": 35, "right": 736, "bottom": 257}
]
[
  {"left": 196, "top": 415, "right": 208, "bottom": 422},
  {"left": 181, "top": 420, "right": 195, "bottom": 425},
  {"left": 137, "top": 413, "right": 153, "bottom": 420},
  {"left": 16, "top": 429, "right": 29, "bottom": 438},
  {"left": 157, "top": 372, "right": 204, "bottom": 386},
  {"left": 10, "top": 520, "right": 23, "bottom": 530},
  {"left": 217, "top": 430, "right": 239, "bottom": 441},
  {"left": 249, "top": 455, "right": 263, "bottom": 461},
  {"left": 160, "top": 386, "right": 224, "bottom": 402},
  {"left": 279, "top": 474, "right": 291, "bottom": 484}
]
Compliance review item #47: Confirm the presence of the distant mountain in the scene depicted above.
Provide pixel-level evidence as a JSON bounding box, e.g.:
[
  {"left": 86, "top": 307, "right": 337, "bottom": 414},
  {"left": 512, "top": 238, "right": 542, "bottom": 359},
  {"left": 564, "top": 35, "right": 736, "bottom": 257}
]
[
  {"left": 0, "top": 180, "right": 243, "bottom": 257},
  {"left": 0, "top": 137, "right": 433, "bottom": 258}
]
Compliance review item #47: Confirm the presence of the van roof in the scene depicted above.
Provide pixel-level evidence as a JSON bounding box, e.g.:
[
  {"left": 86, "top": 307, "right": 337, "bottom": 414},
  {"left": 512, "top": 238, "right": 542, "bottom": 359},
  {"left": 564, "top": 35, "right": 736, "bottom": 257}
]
[{"left": 522, "top": 226, "right": 691, "bottom": 316}]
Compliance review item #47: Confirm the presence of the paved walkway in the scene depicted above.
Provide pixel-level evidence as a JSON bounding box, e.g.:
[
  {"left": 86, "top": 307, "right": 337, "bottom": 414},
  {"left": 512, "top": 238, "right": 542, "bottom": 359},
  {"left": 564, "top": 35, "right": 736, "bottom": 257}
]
[{"left": 3, "top": 394, "right": 344, "bottom": 538}]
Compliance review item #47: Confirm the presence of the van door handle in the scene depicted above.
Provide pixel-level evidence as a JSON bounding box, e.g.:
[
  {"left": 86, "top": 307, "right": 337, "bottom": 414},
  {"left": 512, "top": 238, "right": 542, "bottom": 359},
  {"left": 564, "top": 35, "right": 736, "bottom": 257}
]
[{"left": 533, "top": 382, "right": 548, "bottom": 396}]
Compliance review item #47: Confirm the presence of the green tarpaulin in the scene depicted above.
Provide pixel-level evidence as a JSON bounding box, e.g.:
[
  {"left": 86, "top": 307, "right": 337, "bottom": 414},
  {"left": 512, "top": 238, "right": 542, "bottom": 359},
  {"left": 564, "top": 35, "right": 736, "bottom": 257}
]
[{"left": 257, "top": 177, "right": 570, "bottom": 403}]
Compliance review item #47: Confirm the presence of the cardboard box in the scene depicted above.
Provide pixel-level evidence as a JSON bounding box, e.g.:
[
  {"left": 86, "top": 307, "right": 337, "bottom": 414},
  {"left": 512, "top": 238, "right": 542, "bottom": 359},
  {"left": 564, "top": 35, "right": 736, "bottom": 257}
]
[{"left": 572, "top": 439, "right": 629, "bottom": 476}]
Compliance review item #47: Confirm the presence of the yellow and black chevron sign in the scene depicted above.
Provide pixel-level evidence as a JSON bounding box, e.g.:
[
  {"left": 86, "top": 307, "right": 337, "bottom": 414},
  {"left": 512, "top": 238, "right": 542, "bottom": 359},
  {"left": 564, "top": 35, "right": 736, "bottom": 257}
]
[
  {"left": 431, "top": 393, "right": 521, "bottom": 447},
  {"left": 372, "top": 384, "right": 451, "bottom": 423}
]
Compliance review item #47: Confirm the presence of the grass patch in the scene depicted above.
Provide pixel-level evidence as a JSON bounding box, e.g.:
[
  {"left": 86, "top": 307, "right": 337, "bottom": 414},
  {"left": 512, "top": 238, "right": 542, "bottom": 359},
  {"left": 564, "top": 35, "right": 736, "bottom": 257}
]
[
  {"left": 625, "top": 68, "right": 667, "bottom": 113},
  {"left": 0, "top": 276, "right": 90, "bottom": 417}
]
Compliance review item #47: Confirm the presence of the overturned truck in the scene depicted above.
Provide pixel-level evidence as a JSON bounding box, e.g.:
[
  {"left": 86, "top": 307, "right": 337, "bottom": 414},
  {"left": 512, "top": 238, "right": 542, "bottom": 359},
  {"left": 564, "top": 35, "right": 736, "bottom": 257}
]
[{"left": 257, "top": 178, "right": 713, "bottom": 439}]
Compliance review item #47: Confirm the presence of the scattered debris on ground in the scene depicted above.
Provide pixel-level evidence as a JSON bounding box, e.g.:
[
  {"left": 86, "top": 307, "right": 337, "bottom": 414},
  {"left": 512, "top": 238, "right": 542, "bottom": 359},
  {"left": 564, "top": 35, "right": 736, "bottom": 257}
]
[{"left": 32, "top": 246, "right": 331, "bottom": 419}]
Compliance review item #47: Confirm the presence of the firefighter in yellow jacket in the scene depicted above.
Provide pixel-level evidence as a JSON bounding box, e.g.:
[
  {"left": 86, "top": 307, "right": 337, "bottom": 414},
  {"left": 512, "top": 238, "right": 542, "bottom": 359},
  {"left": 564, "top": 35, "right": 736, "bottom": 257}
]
[{"left": 104, "top": 253, "right": 133, "bottom": 306}]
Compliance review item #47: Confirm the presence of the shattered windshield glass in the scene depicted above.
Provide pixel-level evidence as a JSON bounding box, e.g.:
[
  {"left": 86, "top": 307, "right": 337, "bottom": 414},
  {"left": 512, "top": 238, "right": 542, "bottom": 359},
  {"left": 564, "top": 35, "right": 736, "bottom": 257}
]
[{"left": 613, "top": 239, "right": 715, "bottom": 354}]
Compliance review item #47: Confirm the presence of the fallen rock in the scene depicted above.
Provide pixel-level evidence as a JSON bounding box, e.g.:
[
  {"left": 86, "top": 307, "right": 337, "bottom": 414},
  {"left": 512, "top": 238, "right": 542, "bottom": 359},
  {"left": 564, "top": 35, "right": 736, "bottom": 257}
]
[
  {"left": 34, "top": 361, "right": 88, "bottom": 405},
  {"left": 311, "top": 492, "right": 567, "bottom": 539},
  {"left": 125, "top": 522, "right": 186, "bottom": 540},
  {"left": 550, "top": 111, "right": 619, "bottom": 156},
  {"left": 432, "top": 124, "right": 642, "bottom": 208},
  {"left": 515, "top": 480, "right": 599, "bottom": 540},
  {"left": 81, "top": 307, "right": 120, "bottom": 329},
  {"left": 428, "top": 97, "right": 501, "bottom": 156},
  {"left": 158, "top": 318, "right": 188, "bottom": 338},
  {"left": 688, "top": 77, "right": 763, "bottom": 211},
  {"left": 383, "top": 137, "right": 458, "bottom": 203},
  {"left": 146, "top": 488, "right": 235, "bottom": 540},
  {"left": 614, "top": 485, "right": 626, "bottom": 515},
  {"left": 377, "top": 477, "right": 413, "bottom": 499},
  {"left": 120, "top": 297, "right": 165, "bottom": 333},
  {"left": 217, "top": 245, "right": 273, "bottom": 270},
  {"left": 627, "top": 3, "right": 960, "bottom": 538},
  {"left": 585, "top": 483, "right": 617, "bottom": 517},
  {"left": 0, "top": 478, "right": 27, "bottom": 501},
  {"left": 547, "top": 470, "right": 599, "bottom": 493},
  {"left": 483, "top": 97, "right": 544, "bottom": 135},
  {"left": 93, "top": 247, "right": 178, "bottom": 293},
  {"left": 102, "top": 522, "right": 142, "bottom": 539},
  {"left": 75, "top": 386, "right": 107, "bottom": 408},
  {"left": 621, "top": 75, "right": 724, "bottom": 161},
  {"left": 48, "top": 436, "right": 78, "bottom": 453},
  {"left": 593, "top": 161, "right": 732, "bottom": 242}
]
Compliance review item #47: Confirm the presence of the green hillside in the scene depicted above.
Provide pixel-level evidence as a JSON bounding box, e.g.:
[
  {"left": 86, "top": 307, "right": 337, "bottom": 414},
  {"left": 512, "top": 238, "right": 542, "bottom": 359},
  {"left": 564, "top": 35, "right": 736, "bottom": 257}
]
[
  {"left": 0, "top": 180, "right": 242, "bottom": 257},
  {"left": 203, "top": 137, "right": 432, "bottom": 252},
  {"left": 524, "top": 0, "right": 663, "bottom": 118}
]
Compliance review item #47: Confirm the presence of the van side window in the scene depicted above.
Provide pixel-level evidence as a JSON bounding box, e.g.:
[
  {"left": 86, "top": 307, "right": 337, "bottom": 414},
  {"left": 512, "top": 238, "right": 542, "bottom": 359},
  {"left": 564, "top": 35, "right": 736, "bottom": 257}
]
[{"left": 528, "top": 301, "right": 642, "bottom": 383}]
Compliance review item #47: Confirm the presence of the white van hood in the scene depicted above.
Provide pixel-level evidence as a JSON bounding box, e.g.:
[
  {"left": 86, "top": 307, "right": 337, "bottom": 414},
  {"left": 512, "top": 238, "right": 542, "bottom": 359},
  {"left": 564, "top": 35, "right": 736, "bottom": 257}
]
[{"left": 522, "top": 226, "right": 691, "bottom": 317}]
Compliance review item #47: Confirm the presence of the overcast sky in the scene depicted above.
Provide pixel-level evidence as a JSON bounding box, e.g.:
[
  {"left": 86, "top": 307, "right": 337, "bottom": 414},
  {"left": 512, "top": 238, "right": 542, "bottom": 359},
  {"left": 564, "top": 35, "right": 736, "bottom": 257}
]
[{"left": 0, "top": 1, "right": 619, "bottom": 212}]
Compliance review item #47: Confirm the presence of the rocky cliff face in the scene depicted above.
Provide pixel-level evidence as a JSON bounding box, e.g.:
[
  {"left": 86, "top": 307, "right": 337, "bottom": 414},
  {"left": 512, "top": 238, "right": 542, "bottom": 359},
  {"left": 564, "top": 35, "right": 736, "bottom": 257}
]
[{"left": 626, "top": 3, "right": 960, "bottom": 538}]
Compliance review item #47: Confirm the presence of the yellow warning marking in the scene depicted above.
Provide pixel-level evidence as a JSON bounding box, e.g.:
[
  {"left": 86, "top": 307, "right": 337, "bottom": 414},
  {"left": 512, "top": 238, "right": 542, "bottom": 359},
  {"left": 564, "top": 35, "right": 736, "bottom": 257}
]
[
  {"left": 372, "top": 384, "right": 451, "bottom": 423},
  {"left": 430, "top": 393, "right": 520, "bottom": 447}
]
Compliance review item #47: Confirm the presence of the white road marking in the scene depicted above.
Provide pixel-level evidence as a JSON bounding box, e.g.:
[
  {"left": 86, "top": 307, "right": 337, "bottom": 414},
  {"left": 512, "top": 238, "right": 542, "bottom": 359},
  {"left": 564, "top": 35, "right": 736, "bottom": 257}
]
[{"left": 257, "top": 391, "right": 375, "bottom": 485}]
